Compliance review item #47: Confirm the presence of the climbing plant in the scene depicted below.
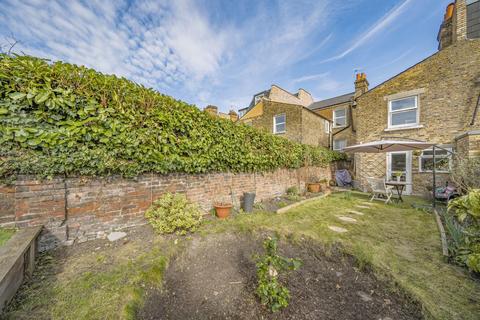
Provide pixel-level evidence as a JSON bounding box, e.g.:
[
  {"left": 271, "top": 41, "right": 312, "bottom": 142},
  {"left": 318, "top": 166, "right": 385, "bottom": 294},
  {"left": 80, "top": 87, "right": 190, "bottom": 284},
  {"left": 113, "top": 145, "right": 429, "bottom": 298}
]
[{"left": 0, "top": 54, "right": 343, "bottom": 179}]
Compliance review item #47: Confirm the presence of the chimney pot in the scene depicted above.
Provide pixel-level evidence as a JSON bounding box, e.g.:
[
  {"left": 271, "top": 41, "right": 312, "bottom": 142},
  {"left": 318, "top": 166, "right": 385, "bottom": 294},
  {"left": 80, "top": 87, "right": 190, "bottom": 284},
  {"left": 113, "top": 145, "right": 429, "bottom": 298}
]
[
  {"left": 354, "top": 73, "right": 369, "bottom": 98},
  {"left": 445, "top": 3, "right": 454, "bottom": 21}
]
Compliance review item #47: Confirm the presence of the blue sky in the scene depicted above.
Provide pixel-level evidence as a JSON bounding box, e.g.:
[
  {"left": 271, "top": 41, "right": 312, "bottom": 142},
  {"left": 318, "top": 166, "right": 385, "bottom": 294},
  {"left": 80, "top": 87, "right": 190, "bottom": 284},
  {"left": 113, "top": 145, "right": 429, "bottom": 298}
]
[{"left": 0, "top": 0, "right": 451, "bottom": 112}]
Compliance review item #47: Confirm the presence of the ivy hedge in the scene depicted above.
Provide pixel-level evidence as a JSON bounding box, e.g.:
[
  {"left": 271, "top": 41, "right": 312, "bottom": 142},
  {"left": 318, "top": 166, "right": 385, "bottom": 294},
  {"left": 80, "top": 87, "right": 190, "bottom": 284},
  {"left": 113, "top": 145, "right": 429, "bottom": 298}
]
[{"left": 0, "top": 54, "right": 343, "bottom": 179}]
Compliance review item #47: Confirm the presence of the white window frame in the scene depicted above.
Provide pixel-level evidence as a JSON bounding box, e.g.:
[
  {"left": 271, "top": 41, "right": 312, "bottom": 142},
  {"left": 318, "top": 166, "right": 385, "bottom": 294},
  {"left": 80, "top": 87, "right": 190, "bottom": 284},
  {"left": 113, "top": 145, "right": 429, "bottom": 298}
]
[
  {"left": 333, "top": 139, "right": 347, "bottom": 151},
  {"left": 273, "top": 113, "right": 286, "bottom": 134},
  {"left": 254, "top": 93, "right": 265, "bottom": 105},
  {"left": 324, "top": 120, "right": 330, "bottom": 133},
  {"left": 333, "top": 107, "right": 347, "bottom": 128},
  {"left": 387, "top": 96, "right": 419, "bottom": 129},
  {"left": 419, "top": 147, "right": 452, "bottom": 173}
]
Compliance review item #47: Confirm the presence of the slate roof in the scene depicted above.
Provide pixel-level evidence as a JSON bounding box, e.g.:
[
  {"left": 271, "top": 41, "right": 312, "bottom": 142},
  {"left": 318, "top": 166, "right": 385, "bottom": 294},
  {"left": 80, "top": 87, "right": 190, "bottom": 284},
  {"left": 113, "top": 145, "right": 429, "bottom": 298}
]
[{"left": 308, "top": 92, "right": 354, "bottom": 111}]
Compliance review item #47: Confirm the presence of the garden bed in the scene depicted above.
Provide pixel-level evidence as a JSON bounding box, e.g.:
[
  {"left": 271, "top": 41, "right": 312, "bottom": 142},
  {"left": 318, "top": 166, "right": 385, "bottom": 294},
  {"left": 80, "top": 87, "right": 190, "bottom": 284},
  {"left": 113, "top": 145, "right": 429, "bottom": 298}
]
[
  {"left": 4, "top": 192, "right": 480, "bottom": 320},
  {"left": 139, "top": 233, "right": 421, "bottom": 319}
]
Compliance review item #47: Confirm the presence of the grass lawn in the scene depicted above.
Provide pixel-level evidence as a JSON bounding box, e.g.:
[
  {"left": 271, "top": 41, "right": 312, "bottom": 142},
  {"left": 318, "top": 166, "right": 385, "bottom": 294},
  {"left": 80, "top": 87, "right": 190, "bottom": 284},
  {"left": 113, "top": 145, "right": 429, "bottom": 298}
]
[
  {"left": 204, "top": 191, "right": 480, "bottom": 320},
  {"left": 4, "top": 191, "right": 479, "bottom": 319},
  {"left": 0, "top": 227, "right": 15, "bottom": 246}
]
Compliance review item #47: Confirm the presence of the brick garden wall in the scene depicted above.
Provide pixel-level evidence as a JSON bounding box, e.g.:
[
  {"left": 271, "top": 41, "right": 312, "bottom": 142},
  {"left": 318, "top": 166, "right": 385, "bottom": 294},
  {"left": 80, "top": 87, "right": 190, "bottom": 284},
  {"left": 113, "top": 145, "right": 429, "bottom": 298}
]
[{"left": 0, "top": 166, "right": 331, "bottom": 250}]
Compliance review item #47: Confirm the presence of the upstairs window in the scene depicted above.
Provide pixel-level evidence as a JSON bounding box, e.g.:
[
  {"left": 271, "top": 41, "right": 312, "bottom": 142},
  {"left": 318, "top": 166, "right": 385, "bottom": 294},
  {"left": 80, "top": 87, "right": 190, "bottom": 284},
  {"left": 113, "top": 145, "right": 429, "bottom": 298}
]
[
  {"left": 273, "top": 114, "right": 286, "bottom": 134},
  {"left": 467, "top": 0, "right": 480, "bottom": 39},
  {"left": 333, "top": 108, "right": 347, "bottom": 127},
  {"left": 388, "top": 96, "right": 419, "bottom": 129},
  {"left": 419, "top": 147, "right": 452, "bottom": 173},
  {"left": 333, "top": 139, "right": 347, "bottom": 151},
  {"left": 254, "top": 93, "right": 265, "bottom": 105}
]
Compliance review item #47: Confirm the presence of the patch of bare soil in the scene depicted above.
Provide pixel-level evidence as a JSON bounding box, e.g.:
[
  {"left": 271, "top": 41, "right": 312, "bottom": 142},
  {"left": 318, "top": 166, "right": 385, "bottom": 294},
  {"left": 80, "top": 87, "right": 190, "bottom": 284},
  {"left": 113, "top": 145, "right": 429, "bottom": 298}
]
[{"left": 139, "top": 233, "right": 422, "bottom": 320}]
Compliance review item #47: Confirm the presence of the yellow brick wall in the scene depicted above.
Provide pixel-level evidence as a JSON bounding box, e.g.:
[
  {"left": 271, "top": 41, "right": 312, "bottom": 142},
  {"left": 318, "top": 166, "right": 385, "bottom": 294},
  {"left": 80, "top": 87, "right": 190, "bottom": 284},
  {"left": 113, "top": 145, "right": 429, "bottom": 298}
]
[
  {"left": 355, "top": 39, "right": 480, "bottom": 194},
  {"left": 313, "top": 101, "right": 357, "bottom": 150}
]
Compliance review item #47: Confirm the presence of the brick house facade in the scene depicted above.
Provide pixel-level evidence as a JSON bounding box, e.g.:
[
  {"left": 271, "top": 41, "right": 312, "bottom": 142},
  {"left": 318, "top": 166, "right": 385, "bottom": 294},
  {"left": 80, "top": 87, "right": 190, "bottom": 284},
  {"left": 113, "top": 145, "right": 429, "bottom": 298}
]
[
  {"left": 355, "top": 34, "right": 480, "bottom": 195},
  {"left": 238, "top": 85, "right": 330, "bottom": 147},
  {"left": 303, "top": 0, "right": 480, "bottom": 195},
  {"left": 308, "top": 74, "right": 369, "bottom": 152}
]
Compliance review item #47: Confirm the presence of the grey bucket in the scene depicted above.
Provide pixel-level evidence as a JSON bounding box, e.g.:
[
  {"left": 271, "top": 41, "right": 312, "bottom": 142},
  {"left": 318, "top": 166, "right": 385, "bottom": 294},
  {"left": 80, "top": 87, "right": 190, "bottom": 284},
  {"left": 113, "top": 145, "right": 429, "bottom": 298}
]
[{"left": 242, "top": 192, "right": 256, "bottom": 213}]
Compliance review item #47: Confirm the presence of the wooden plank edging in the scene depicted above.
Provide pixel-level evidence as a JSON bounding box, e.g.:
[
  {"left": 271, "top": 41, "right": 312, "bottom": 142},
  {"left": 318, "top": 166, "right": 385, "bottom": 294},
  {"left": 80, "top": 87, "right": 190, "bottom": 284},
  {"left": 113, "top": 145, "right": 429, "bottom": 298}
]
[
  {"left": 0, "top": 226, "right": 42, "bottom": 312},
  {"left": 433, "top": 208, "right": 449, "bottom": 257},
  {"left": 276, "top": 191, "right": 331, "bottom": 214}
]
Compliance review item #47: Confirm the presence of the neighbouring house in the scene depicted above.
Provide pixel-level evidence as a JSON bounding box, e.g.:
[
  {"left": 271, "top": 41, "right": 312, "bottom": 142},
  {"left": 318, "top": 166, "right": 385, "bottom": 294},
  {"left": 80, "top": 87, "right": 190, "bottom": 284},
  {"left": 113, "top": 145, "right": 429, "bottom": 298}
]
[
  {"left": 204, "top": 105, "right": 239, "bottom": 122},
  {"left": 353, "top": 0, "right": 480, "bottom": 196},
  {"left": 237, "top": 85, "right": 331, "bottom": 147},
  {"left": 307, "top": 73, "right": 369, "bottom": 151}
]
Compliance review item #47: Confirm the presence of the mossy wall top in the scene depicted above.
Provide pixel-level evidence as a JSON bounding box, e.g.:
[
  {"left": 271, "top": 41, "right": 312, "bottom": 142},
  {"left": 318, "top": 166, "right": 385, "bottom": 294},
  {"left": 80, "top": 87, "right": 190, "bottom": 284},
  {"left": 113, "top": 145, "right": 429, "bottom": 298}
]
[{"left": 0, "top": 55, "right": 343, "bottom": 179}]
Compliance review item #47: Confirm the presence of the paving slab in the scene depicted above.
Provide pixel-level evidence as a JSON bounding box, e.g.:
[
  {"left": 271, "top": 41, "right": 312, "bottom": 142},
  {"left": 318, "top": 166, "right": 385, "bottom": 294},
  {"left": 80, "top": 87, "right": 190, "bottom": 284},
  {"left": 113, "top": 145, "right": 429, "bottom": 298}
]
[
  {"left": 328, "top": 226, "right": 348, "bottom": 233},
  {"left": 360, "top": 202, "right": 374, "bottom": 206},
  {"left": 355, "top": 205, "right": 371, "bottom": 209},
  {"left": 348, "top": 210, "right": 364, "bottom": 216},
  {"left": 336, "top": 216, "right": 357, "bottom": 223}
]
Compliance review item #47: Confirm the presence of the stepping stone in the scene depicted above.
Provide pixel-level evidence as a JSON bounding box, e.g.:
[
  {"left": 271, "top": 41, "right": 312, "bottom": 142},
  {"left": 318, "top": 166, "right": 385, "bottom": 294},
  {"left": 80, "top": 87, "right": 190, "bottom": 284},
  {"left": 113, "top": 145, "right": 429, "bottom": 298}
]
[
  {"left": 355, "top": 205, "right": 370, "bottom": 209},
  {"left": 107, "top": 231, "right": 127, "bottom": 242},
  {"left": 348, "top": 210, "right": 364, "bottom": 216},
  {"left": 336, "top": 216, "right": 357, "bottom": 223},
  {"left": 360, "top": 202, "right": 374, "bottom": 206},
  {"left": 328, "top": 226, "right": 348, "bottom": 233}
]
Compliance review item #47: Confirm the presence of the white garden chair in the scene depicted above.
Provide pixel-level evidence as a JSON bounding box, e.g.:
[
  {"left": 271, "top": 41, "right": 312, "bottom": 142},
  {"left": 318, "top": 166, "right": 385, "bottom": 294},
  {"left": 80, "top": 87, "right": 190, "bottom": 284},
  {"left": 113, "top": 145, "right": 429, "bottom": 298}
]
[{"left": 366, "top": 177, "right": 394, "bottom": 204}]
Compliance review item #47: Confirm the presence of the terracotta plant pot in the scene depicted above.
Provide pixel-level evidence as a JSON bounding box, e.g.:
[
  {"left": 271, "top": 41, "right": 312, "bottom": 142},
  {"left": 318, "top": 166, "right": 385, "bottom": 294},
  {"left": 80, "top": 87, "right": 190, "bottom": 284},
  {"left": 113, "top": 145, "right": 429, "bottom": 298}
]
[
  {"left": 214, "top": 203, "right": 232, "bottom": 219},
  {"left": 307, "top": 183, "right": 322, "bottom": 193}
]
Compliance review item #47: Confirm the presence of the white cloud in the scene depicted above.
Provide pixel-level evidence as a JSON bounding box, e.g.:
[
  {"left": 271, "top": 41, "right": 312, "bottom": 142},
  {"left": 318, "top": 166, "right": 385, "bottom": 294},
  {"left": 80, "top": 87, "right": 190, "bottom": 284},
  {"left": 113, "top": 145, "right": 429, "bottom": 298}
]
[
  {"left": 0, "top": 0, "right": 229, "bottom": 92},
  {"left": 292, "top": 73, "right": 328, "bottom": 83},
  {"left": 321, "top": 0, "right": 413, "bottom": 63},
  {"left": 0, "top": 0, "right": 340, "bottom": 110}
]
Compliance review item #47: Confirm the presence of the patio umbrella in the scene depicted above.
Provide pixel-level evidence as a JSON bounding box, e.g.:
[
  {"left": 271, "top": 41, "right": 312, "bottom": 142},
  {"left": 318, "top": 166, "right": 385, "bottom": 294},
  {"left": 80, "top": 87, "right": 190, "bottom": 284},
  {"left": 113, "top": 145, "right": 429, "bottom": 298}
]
[
  {"left": 342, "top": 139, "right": 445, "bottom": 208},
  {"left": 343, "top": 140, "right": 435, "bottom": 153}
]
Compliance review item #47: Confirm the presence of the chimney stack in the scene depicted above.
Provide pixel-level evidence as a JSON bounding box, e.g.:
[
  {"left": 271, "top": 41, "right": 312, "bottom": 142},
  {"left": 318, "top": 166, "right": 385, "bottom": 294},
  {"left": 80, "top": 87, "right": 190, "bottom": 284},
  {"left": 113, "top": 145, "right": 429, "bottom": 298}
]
[
  {"left": 437, "top": 3, "right": 455, "bottom": 50},
  {"left": 229, "top": 110, "right": 239, "bottom": 122},
  {"left": 354, "top": 73, "right": 369, "bottom": 99},
  {"left": 204, "top": 105, "right": 218, "bottom": 116}
]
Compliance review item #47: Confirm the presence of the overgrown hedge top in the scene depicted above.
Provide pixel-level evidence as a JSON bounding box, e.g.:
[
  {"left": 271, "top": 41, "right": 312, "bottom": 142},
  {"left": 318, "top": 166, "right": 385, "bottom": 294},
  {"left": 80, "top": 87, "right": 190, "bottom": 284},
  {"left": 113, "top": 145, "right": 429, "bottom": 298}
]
[{"left": 0, "top": 54, "right": 343, "bottom": 179}]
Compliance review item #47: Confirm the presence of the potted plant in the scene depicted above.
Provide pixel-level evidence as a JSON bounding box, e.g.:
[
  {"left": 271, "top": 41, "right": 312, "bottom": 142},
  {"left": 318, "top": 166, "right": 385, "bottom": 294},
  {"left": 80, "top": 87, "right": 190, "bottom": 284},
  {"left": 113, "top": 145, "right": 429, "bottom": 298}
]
[
  {"left": 319, "top": 178, "right": 330, "bottom": 191},
  {"left": 214, "top": 202, "right": 233, "bottom": 219},
  {"left": 307, "top": 177, "right": 322, "bottom": 193},
  {"left": 392, "top": 171, "right": 403, "bottom": 182}
]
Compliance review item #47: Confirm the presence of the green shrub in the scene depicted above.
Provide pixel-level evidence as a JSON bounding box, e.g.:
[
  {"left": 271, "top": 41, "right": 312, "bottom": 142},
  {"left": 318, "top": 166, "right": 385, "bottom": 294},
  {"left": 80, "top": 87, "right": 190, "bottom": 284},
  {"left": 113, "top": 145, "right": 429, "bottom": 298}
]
[
  {"left": 286, "top": 186, "right": 299, "bottom": 196},
  {"left": 255, "top": 237, "right": 301, "bottom": 312},
  {"left": 145, "top": 193, "right": 201, "bottom": 235},
  {"left": 466, "top": 251, "right": 480, "bottom": 273},
  {"left": 0, "top": 54, "right": 344, "bottom": 180},
  {"left": 277, "top": 201, "right": 288, "bottom": 208},
  {"left": 446, "top": 190, "right": 480, "bottom": 273},
  {"left": 448, "top": 189, "right": 480, "bottom": 223},
  {"left": 285, "top": 195, "right": 302, "bottom": 202},
  {"left": 253, "top": 202, "right": 265, "bottom": 210}
]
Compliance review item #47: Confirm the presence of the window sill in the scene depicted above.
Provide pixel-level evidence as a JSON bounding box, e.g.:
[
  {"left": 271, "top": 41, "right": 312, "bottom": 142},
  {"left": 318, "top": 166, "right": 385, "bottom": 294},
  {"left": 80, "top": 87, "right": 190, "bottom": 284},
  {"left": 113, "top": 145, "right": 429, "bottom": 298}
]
[
  {"left": 333, "top": 125, "right": 347, "bottom": 129},
  {"left": 418, "top": 171, "right": 450, "bottom": 174},
  {"left": 384, "top": 125, "right": 423, "bottom": 132},
  {"left": 274, "top": 132, "right": 286, "bottom": 135}
]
